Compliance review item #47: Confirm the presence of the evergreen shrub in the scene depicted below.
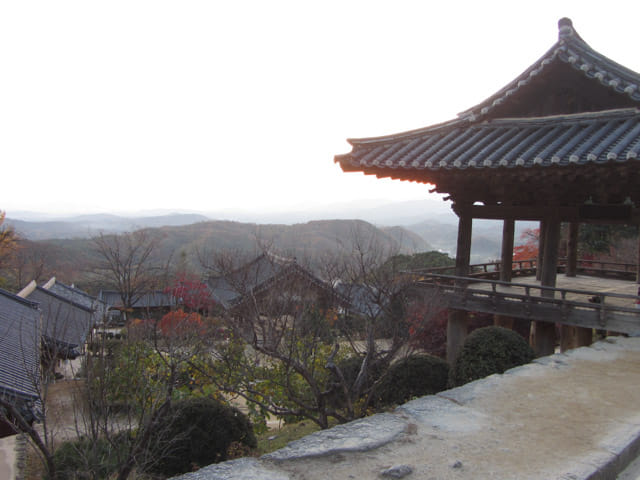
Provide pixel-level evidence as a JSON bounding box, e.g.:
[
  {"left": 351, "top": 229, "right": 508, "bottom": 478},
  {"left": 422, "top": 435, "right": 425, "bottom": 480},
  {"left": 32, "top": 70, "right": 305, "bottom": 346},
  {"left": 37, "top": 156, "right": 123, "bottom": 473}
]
[
  {"left": 147, "top": 397, "right": 257, "bottom": 476},
  {"left": 375, "top": 354, "right": 449, "bottom": 406},
  {"left": 449, "top": 326, "right": 535, "bottom": 387}
]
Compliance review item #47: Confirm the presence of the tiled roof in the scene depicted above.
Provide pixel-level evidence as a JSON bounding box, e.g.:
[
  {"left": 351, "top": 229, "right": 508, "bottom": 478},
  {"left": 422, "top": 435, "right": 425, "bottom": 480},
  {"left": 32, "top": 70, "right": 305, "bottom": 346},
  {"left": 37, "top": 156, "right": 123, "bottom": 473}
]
[
  {"left": 44, "top": 278, "right": 108, "bottom": 322},
  {"left": 0, "top": 289, "right": 41, "bottom": 404},
  {"left": 26, "top": 287, "right": 95, "bottom": 357},
  {"left": 208, "top": 253, "right": 338, "bottom": 310},
  {"left": 335, "top": 283, "right": 383, "bottom": 318},
  {"left": 460, "top": 18, "right": 640, "bottom": 121},
  {"left": 99, "top": 290, "right": 177, "bottom": 310},
  {"left": 335, "top": 19, "right": 640, "bottom": 181},
  {"left": 339, "top": 108, "right": 640, "bottom": 173}
]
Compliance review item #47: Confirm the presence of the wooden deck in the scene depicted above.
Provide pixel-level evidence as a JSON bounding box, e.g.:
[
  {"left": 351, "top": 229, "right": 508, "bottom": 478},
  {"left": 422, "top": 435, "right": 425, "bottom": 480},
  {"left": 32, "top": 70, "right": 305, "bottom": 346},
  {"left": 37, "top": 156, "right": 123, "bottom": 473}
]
[{"left": 416, "top": 273, "right": 640, "bottom": 335}]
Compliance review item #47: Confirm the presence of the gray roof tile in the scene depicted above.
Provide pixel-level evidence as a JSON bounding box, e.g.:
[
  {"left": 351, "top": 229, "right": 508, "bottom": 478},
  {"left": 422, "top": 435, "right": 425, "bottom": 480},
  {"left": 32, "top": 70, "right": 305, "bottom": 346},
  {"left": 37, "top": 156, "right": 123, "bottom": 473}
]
[
  {"left": 98, "top": 290, "right": 177, "bottom": 310},
  {"left": 45, "top": 279, "right": 108, "bottom": 323},
  {"left": 207, "top": 253, "right": 340, "bottom": 311},
  {"left": 341, "top": 108, "right": 640, "bottom": 172},
  {"left": 26, "top": 287, "right": 94, "bottom": 357},
  {"left": 0, "top": 289, "right": 40, "bottom": 403},
  {"left": 336, "top": 19, "right": 640, "bottom": 178}
]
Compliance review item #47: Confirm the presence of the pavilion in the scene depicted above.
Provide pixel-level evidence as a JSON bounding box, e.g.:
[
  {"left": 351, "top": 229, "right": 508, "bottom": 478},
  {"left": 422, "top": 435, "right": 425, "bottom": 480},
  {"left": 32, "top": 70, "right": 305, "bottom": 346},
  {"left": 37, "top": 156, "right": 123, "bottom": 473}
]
[{"left": 335, "top": 18, "right": 640, "bottom": 362}]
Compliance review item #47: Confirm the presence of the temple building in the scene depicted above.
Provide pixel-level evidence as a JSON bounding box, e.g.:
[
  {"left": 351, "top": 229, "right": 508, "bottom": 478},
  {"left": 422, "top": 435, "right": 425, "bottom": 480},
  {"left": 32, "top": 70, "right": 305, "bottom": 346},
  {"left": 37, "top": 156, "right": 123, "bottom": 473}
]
[{"left": 335, "top": 18, "right": 640, "bottom": 361}]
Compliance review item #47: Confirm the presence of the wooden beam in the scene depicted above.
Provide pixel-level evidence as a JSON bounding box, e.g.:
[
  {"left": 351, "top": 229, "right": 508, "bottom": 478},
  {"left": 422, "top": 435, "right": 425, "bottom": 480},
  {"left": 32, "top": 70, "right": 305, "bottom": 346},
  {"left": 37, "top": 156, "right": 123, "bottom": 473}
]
[{"left": 469, "top": 204, "right": 634, "bottom": 223}]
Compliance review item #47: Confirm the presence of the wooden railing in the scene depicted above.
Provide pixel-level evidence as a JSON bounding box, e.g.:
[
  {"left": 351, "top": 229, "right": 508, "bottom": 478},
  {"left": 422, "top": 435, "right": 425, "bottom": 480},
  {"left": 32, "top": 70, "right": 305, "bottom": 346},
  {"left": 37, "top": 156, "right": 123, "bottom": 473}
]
[
  {"left": 416, "top": 273, "right": 640, "bottom": 335},
  {"left": 564, "top": 259, "right": 638, "bottom": 279},
  {"left": 410, "top": 259, "right": 537, "bottom": 279},
  {"left": 412, "top": 258, "right": 637, "bottom": 280}
]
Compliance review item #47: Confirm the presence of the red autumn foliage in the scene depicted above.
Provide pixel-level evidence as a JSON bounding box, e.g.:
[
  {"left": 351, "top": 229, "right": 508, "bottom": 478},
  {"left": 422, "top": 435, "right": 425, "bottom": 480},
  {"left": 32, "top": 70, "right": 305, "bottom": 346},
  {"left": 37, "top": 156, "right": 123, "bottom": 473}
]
[
  {"left": 407, "top": 302, "right": 448, "bottom": 358},
  {"left": 513, "top": 228, "right": 540, "bottom": 263},
  {"left": 407, "top": 303, "right": 496, "bottom": 359},
  {"left": 157, "top": 309, "right": 205, "bottom": 338},
  {"left": 164, "top": 274, "right": 215, "bottom": 314}
]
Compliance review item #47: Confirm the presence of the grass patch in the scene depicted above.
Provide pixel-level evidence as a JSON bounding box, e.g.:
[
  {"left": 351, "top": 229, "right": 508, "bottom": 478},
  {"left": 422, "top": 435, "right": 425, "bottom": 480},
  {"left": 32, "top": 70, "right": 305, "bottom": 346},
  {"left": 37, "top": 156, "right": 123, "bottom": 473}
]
[{"left": 256, "top": 421, "right": 324, "bottom": 455}]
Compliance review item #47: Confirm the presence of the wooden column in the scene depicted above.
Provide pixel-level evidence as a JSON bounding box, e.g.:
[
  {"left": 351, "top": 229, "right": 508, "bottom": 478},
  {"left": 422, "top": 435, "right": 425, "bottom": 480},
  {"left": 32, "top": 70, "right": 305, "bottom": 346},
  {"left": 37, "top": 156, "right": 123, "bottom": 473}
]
[
  {"left": 562, "top": 222, "right": 591, "bottom": 349},
  {"left": 566, "top": 222, "right": 579, "bottom": 277},
  {"left": 533, "top": 218, "right": 560, "bottom": 357},
  {"left": 574, "top": 327, "right": 593, "bottom": 348},
  {"left": 636, "top": 232, "right": 640, "bottom": 284},
  {"left": 495, "top": 219, "right": 515, "bottom": 329},
  {"left": 447, "top": 204, "right": 472, "bottom": 365},
  {"left": 500, "top": 219, "right": 515, "bottom": 282},
  {"left": 536, "top": 220, "right": 546, "bottom": 281}
]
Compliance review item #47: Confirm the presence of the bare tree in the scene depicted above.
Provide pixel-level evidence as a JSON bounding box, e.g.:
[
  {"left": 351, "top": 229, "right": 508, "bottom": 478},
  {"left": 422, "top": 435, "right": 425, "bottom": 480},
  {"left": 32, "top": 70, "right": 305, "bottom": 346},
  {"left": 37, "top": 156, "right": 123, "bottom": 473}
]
[
  {"left": 92, "top": 230, "right": 163, "bottom": 318},
  {"left": 0, "top": 211, "right": 17, "bottom": 269},
  {"left": 70, "top": 305, "right": 216, "bottom": 479},
  {"left": 201, "top": 232, "right": 441, "bottom": 429}
]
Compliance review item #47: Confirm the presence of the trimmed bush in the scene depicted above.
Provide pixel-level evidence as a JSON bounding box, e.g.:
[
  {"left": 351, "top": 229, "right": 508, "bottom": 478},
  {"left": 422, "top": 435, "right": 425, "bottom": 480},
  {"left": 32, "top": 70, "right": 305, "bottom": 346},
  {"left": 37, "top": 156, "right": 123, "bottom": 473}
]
[
  {"left": 375, "top": 354, "right": 449, "bottom": 406},
  {"left": 147, "top": 397, "right": 257, "bottom": 476},
  {"left": 449, "top": 326, "right": 535, "bottom": 387}
]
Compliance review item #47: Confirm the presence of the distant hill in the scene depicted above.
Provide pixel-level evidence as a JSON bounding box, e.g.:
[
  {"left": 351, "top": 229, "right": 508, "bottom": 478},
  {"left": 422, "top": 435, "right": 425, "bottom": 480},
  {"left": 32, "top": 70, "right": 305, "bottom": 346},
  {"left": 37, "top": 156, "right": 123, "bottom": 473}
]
[
  {"left": 149, "top": 219, "right": 430, "bottom": 270},
  {"left": 7, "top": 213, "right": 210, "bottom": 240},
  {"left": 13, "top": 219, "right": 431, "bottom": 288},
  {"left": 405, "top": 219, "right": 540, "bottom": 263},
  {"left": 5, "top": 198, "right": 457, "bottom": 239}
]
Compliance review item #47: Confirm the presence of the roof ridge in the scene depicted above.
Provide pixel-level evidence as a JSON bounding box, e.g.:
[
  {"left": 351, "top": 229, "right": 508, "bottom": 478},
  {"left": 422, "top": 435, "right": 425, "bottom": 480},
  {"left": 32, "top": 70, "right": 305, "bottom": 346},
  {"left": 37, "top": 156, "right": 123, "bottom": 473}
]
[
  {"left": 34, "top": 286, "right": 95, "bottom": 313},
  {"left": 487, "top": 108, "right": 640, "bottom": 126},
  {"left": 458, "top": 18, "right": 640, "bottom": 121},
  {"left": 0, "top": 288, "right": 40, "bottom": 309}
]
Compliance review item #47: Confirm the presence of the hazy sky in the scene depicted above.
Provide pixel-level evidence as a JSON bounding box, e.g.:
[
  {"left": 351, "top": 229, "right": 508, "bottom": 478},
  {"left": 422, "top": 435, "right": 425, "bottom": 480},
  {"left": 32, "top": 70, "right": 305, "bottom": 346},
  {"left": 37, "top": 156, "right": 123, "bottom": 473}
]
[{"left": 2, "top": 1, "right": 639, "bottom": 216}]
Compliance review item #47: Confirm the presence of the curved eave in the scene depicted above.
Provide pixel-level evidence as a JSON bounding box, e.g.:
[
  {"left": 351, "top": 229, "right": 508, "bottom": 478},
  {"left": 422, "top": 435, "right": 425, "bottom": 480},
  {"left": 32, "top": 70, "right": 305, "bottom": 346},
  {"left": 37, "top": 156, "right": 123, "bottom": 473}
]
[{"left": 336, "top": 109, "right": 640, "bottom": 182}]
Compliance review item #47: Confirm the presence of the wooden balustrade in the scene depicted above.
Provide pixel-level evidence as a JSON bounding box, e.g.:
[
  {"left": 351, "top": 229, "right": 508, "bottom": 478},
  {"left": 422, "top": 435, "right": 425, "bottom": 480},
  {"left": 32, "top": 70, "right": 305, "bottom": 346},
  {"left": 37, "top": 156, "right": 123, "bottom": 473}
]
[
  {"left": 416, "top": 273, "right": 640, "bottom": 335},
  {"left": 411, "top": 258, "right": 638, "bottom": 280}
]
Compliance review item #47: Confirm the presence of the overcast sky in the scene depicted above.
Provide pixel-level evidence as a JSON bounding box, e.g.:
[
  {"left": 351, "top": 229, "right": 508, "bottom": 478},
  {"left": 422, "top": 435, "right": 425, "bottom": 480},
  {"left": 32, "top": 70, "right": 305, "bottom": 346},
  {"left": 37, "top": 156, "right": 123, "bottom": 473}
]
[{"left": 1, "top": 1, "right": 639, "bottom": 216}]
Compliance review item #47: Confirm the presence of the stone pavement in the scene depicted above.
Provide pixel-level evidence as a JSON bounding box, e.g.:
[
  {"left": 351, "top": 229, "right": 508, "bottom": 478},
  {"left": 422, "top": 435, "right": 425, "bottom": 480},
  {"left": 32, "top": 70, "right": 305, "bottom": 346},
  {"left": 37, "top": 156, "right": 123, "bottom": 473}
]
[
  {"left": 0, "top": 434, "right": 23, "bottom": 480},
  {"left": 174, "top": 336, "right": 640, "bottom": 480}
]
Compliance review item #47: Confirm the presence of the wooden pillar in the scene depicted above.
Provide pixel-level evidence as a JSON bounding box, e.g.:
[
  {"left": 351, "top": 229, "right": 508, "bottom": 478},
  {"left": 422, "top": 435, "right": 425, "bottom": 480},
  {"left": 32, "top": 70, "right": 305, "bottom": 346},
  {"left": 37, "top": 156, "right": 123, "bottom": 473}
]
[
  {"left": 500, "top": 219, "right": 515, "bottom": 282},
  {"left": 561, "top": 221, "right": 591, "bottom": 349},
  {"left": 536, "top": 220, "right": 547, "bottom": 281},
  {"left": 566, "top": 222, "right": 579, "bottom": 277},
  {"left": 447, "top": 204, "right": 472, "bottom": 365},
  {"left": 495, "top": 219, "right": 515, "bottom": 329},
  {"left": 560, "top": 326, "right": 576, "bottom": 352},
  {"left": 533, "top": 218, "right": 560, "bottom": 357},
  {"left": 575, "top": 327, "right": 593, "bottom": 348},
  {"left": 636, "top": 231, "right": 640, "bottom": 284}
]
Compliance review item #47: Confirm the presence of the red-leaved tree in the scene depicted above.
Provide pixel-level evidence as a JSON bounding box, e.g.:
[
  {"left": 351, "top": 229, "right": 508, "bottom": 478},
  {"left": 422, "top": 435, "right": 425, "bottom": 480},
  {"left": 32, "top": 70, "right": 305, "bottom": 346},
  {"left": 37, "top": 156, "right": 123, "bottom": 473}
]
[
  {"left": 513, "top": 228, "right": 540, "bottom": 263},
  {"left": 164, "top": 274, "right": 214, "bottom": 314},
  {"left": 158, "top": 309, "right": 205, "bottom": 338}
]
